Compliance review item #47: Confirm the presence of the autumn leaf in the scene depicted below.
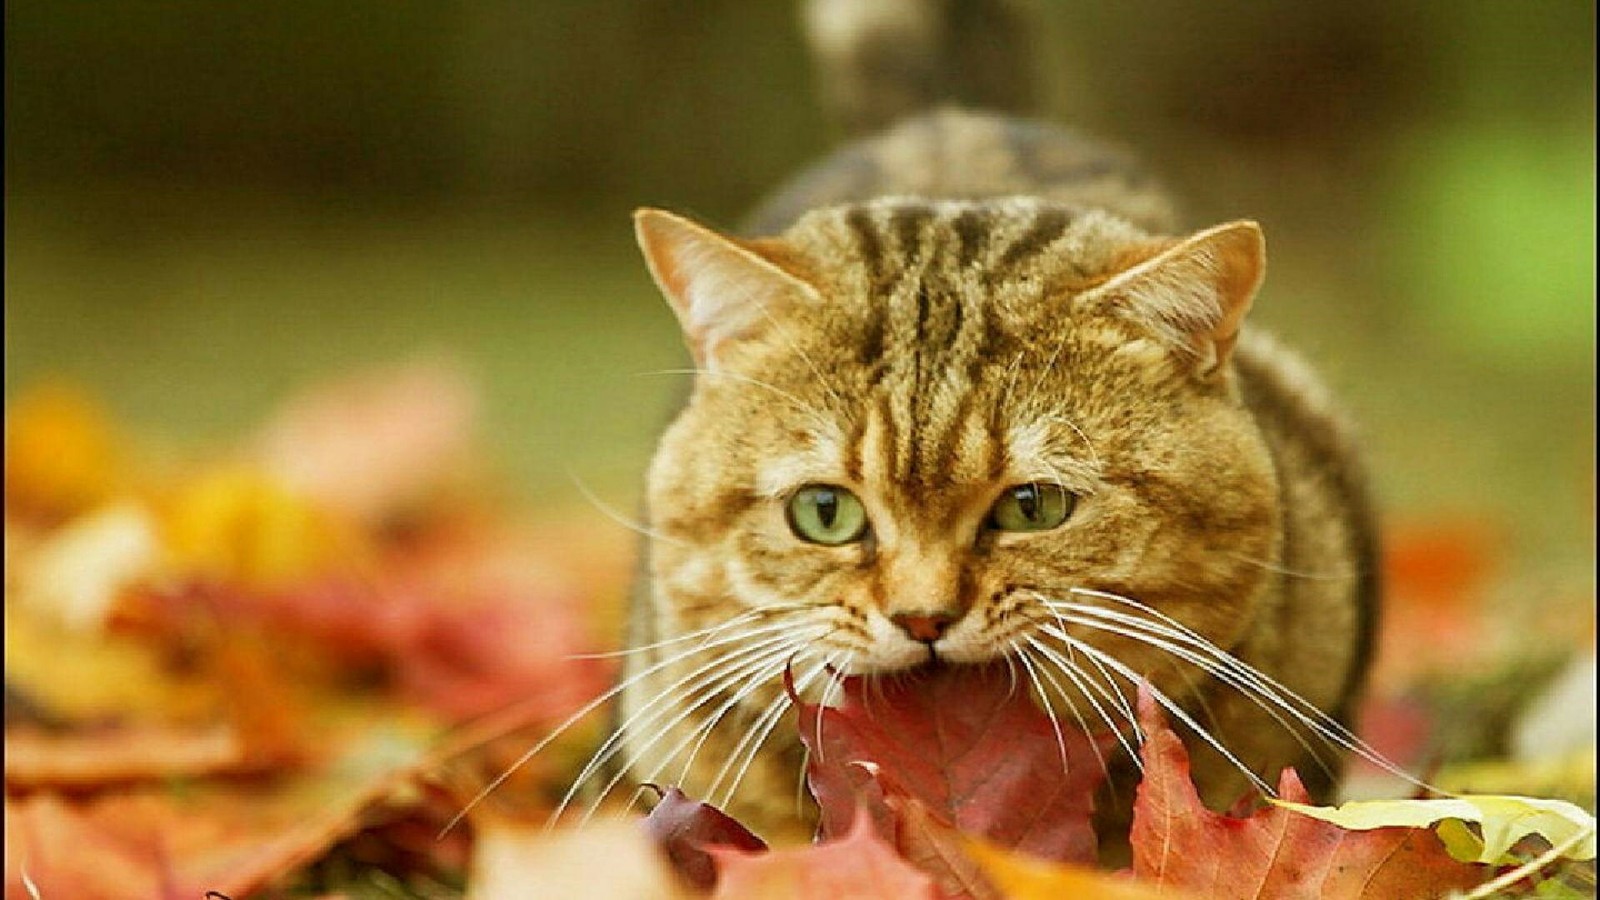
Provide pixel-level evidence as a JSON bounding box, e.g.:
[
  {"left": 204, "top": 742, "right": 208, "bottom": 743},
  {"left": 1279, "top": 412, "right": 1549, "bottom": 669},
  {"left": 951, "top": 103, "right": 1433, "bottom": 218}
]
[
  {"left": 3, "top": 382, "right": 125, "bottom": 525},
  {"left": 468, "top": 817, "right": 685, "bottom": 900},
  {"left": 640, "top": 786, "right": 767, "bottom": 891},
  {"left": 1, "top": 372, "right": 627, "bottom": 896},
  {"left": 710, "top": 811, "right": 937, "bottom": 900},
  {"left": 1271, "top": 794, "right": 1596, "bottom": 866},
  {"left": 160, "top": 465, "right": 365, "bottom": 590},
  {"left": 9, "top": 501, "right": 158, "bottom": 633},
  {"left": 120, "top": 516, "right": 612, "bottom": 727},
  {"left": 1371, "top": 519, "right": 1499, "bottom": 692},
  {"left": 5, "top": 724, "right": 265, "bottom": 789},
  {"left": 253, "top": 360, "right": 480, "bottom": 524},
  {"left": 797, "top": 661, "right": 1107, "bottom": 866},
  {"left": 4, "top": 716, "right": 444, "bottom": 900},
  {"left": 1130, "top": 687, "right": 1493, "bottom": 899},
  {"left": 883, "top": 789, "right": 1005, "bottom": 900},
  {"left": 961, "top": 835, "right": 1192, "bottom": 900}
]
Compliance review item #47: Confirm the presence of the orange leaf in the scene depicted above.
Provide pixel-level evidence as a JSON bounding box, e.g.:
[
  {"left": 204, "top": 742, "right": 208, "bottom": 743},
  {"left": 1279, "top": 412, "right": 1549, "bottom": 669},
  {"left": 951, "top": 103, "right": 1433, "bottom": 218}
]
[
  {"left": 710, "top": 811, "right": 937, "bottom": 900},
  {"left": 6, "top": 713, "right": 442, "bottom": 900},
  {"left": 4, "top": 725, "right": 260, "bottom": 789},
  {"left": 1130, "top": 687, "right": 1493, "bottom": 899},
  {"left": 962, "top": 836, "right": 1190, "bottom": 900},
  {"left": 3, "top": 382, "right": 124, "bottom": 525}
]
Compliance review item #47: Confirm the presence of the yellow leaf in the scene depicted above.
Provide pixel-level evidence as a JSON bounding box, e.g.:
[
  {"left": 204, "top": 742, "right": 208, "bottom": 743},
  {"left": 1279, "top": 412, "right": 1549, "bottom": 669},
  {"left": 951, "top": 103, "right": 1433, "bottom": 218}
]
[
  {"left": 1434, "top": 748, "right": 1597, "bottom": 812},
  {"left": 1271, "top": 794, "right": 1597, "bottom": 865},
  {"left": 961, "top": 835, "right": 1192, "bottom": 900},
  {"left": 161, "top": 466, "right": 363, "bottom": 588},
  {"left": 4, "top": 383, "right": 123, "bottom": 524},
  {"left": 12, "top": 502, "right": 158, "bottom": 632},
  {"left": 3, "top": 601, "right": 221, "bottom": 723}
]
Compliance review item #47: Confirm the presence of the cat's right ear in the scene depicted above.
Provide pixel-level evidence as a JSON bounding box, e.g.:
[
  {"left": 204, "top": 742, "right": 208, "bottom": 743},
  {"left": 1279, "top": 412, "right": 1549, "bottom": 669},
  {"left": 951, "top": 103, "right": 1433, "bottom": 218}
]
[
  {"left": 634, "top": 208, "right": 819, "bottom": 368},
  {"left": 1084, "top": 220, "right": 1265, "bottom": 376}
]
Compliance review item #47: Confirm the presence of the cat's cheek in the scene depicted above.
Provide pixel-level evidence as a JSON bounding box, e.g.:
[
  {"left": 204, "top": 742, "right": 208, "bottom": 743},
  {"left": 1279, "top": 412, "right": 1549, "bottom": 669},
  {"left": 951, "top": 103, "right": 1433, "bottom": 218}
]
[{"left": 662, "top": 554, "right": 721, "bottom": 598}]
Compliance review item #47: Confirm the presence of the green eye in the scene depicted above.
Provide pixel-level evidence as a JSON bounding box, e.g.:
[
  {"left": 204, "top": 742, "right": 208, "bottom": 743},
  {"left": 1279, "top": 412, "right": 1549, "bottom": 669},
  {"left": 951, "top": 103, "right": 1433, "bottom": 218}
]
[
  {"left": 786, "top": 484, "right": 869, "bottom": 545},
  {"left": 989, "top": 482, "right": 1075, "bottom": 532}
]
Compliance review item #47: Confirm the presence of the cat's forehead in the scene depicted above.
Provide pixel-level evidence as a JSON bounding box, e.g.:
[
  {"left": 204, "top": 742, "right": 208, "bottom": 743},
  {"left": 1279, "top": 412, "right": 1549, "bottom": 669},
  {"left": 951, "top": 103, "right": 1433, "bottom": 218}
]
[{"left": 783, "top": 196, "right": 1149, "bottom": 293}]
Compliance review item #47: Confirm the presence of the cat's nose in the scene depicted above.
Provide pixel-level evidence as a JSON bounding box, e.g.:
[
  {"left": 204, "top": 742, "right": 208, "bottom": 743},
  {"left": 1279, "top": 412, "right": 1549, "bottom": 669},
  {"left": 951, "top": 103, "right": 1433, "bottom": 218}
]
[{"left": 892, "top": 612, "right": 956, "bottom": 643}]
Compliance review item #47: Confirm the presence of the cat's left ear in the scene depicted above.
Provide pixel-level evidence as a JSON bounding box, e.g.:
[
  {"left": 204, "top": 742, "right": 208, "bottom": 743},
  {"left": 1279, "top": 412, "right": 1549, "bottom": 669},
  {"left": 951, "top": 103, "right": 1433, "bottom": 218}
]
[
  {"left": 1088, "top": 220, "right": 1265, "bottom": 375},
  {"left": 634, "top": 208, "right": 820, "bottom": 368}
]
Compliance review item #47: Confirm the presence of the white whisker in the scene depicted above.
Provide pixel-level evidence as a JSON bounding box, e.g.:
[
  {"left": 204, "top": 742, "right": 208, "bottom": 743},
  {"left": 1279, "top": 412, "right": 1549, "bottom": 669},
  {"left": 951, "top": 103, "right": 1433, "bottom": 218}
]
[
  {"left": 441, "top": 613, "right": 809, "bottom": 836},
  {"left": 668, "top": 645, "right": 839, "bottom": 791},
  {"left": 1056, "top": 586, "right": 1428, "bottom": 789},
  {"left": 1041, "top": 412, "right": 1102, "bottom": 472},
  {"left": 566, "top": 468, "right": 684, "bottom": 545},
  {"left": 812, "top": 653, "right": 852, "bottom": 763},
  {"left": 1040, "top": 625, "right": 1274, "bottom": 795},
  {"left": 1039, "top": 600, "right": 1142, "bottom": 743},
  {"left": 588, "top": 646, "right": 803, "bottom": 824},
  {"left": 1040, "top": 603, "right": 1330, "bottom": 777},
  {"left": 747, "top": 307, "right": 855, "bottom": 424},
  {"left": 1011, "top": 640, "right": 1072, "bottom": 772},
  {"left": 561, "top": 625, "right": 827, "bottom": 823},
  {"left": 1013, "top": 638, "right": 1111, "bottom": 777},
  {"left": 711, "top": 654, "right": 836, "bottom": 809},
  {"left": 1001, "top": 351, "right": 1027, "bottom": 402},
  {"left": 568, "top": 604, "right": 825, "bottom": 660},
  {"left": 1024, "top": 635, "right": 1143, "bottom": 770},
  {"left": 1224, "top": 553, "right": 1357, "bottom": 581}
]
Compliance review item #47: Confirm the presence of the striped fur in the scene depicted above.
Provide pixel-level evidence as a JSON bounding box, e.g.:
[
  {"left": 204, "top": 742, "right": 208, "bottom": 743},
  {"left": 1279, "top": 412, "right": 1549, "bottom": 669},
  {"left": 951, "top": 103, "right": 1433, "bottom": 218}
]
[{"left": 608, "top": 2, "right": 1378, "bottom": 861}]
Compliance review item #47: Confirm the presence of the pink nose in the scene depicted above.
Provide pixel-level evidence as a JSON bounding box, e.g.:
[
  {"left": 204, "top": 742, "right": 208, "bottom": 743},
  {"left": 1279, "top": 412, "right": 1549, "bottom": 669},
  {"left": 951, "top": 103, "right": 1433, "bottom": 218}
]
[{"left": 892, "top": 612, "right": 956, "bottom": 643}]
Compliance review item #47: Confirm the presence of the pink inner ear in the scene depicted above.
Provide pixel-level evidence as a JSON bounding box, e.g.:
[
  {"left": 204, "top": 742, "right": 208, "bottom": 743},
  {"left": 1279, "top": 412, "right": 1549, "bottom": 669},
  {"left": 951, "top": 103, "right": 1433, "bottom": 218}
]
[
  {"left": 1094, "top": 220, "right": 1264, "bottom": 366},
  {"left": 634, "top": 208, "right": 819, "bottom": 365},
  {"left": 634, "top": 209, "right": 706, "bottom": 326},
  {"left": 1205, "top": 223, "right": 1266, "bottom": 345}
]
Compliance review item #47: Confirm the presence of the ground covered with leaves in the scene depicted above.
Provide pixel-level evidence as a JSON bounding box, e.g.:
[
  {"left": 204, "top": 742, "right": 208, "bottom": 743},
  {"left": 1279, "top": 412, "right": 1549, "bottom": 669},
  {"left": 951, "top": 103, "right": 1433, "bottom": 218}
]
[{"left": 3, "top": 364, "right": 1594, "bottom": 899}]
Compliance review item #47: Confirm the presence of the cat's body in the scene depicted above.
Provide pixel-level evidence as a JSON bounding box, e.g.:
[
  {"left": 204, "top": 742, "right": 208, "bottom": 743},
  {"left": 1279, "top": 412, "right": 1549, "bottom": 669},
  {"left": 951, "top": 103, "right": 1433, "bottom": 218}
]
[{"left": 606, "top": 0, "right": 1377, "bottom": 858}]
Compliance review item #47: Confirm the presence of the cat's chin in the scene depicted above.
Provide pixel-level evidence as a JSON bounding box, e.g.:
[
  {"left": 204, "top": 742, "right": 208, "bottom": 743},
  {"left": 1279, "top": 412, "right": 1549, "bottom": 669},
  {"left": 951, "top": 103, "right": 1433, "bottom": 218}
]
[
  {"left": 843, "top": 643, "right": 1007, "bottom": 677},
  {"left": 847, "top": 656, "right": 1013, "bottom": 681}
]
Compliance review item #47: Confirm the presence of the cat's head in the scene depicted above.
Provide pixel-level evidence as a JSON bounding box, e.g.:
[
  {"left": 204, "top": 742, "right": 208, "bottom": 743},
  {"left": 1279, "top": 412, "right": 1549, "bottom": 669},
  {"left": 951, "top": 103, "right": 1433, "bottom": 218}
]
[{"left": 634, "top": 197, "right": 1279, "bottom": 694}]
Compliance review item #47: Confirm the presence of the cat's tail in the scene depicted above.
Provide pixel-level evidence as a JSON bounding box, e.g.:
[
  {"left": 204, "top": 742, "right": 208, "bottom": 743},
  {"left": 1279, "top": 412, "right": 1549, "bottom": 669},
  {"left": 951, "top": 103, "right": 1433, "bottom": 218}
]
[{"left": 801, "top": 0, "right": 1038, "bottom": 138}]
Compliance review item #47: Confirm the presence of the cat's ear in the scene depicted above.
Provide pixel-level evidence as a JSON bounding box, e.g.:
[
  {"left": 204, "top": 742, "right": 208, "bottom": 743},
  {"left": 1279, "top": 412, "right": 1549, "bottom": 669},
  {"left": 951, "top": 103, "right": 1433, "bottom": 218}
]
[
  {"left": 1089, "top": 220, "right": 1265, "bottom": 374},
  {"left": 634, "top": 208, "right": 819, "bottom": 367}
]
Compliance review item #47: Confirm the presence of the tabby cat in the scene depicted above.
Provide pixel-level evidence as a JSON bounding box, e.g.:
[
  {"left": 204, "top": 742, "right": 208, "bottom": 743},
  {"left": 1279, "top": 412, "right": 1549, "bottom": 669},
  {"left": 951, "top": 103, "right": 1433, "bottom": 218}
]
[{"left": 602, "top": 0, "right": 1379, "bottom": 858}]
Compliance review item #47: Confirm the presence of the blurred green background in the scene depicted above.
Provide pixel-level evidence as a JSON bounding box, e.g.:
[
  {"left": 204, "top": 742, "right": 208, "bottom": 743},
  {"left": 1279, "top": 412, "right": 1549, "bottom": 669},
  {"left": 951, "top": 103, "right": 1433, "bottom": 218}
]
[{"left": 5, "top": 1, "right": 1594, "bottom": 583}]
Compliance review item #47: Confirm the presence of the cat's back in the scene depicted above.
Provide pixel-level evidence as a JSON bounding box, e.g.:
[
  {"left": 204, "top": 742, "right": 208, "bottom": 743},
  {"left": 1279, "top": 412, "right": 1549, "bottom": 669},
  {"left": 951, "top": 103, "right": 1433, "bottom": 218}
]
[
  {"left": 755, "top": 0, "right": 1175, "bottom": 238},
  {"left": 744, "top": 109, "right": 1178, "bottom": 237}
]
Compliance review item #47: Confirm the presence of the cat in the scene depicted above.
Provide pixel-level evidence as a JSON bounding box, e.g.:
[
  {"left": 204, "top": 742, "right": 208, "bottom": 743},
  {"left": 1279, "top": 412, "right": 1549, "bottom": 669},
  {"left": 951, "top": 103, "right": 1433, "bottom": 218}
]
[{"left": 599, "top": 0, "right": 1380, "bottom": 860}]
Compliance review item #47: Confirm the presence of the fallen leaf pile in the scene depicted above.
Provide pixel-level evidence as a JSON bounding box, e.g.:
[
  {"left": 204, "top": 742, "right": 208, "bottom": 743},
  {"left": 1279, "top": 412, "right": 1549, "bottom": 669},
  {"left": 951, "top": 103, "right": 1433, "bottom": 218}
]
[
  {"left": 4, "top": 368, "right": 618, "bottom": 897},
  {"left": 4, "top": 366, "right": 1594, "bottom": 898},
  {"left": 641, "top": 672, "right": 1591, "bottom": 899}
]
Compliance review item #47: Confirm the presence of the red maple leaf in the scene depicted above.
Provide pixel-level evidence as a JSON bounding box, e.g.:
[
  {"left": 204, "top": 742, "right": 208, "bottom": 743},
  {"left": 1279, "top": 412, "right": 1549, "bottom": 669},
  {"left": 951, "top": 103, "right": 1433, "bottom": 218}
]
[
  {"left": 1130, "top": 687, "right": 1493, "bottom": 899},
  {"left": 795, "top": 662, "right": 1109, "bottom": 871},
  {"left": 709, "top": 811, "right": 937, "bottom": 900},
  {"left": 641, "top": 785, "right": 768, "bottom": 891}
]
